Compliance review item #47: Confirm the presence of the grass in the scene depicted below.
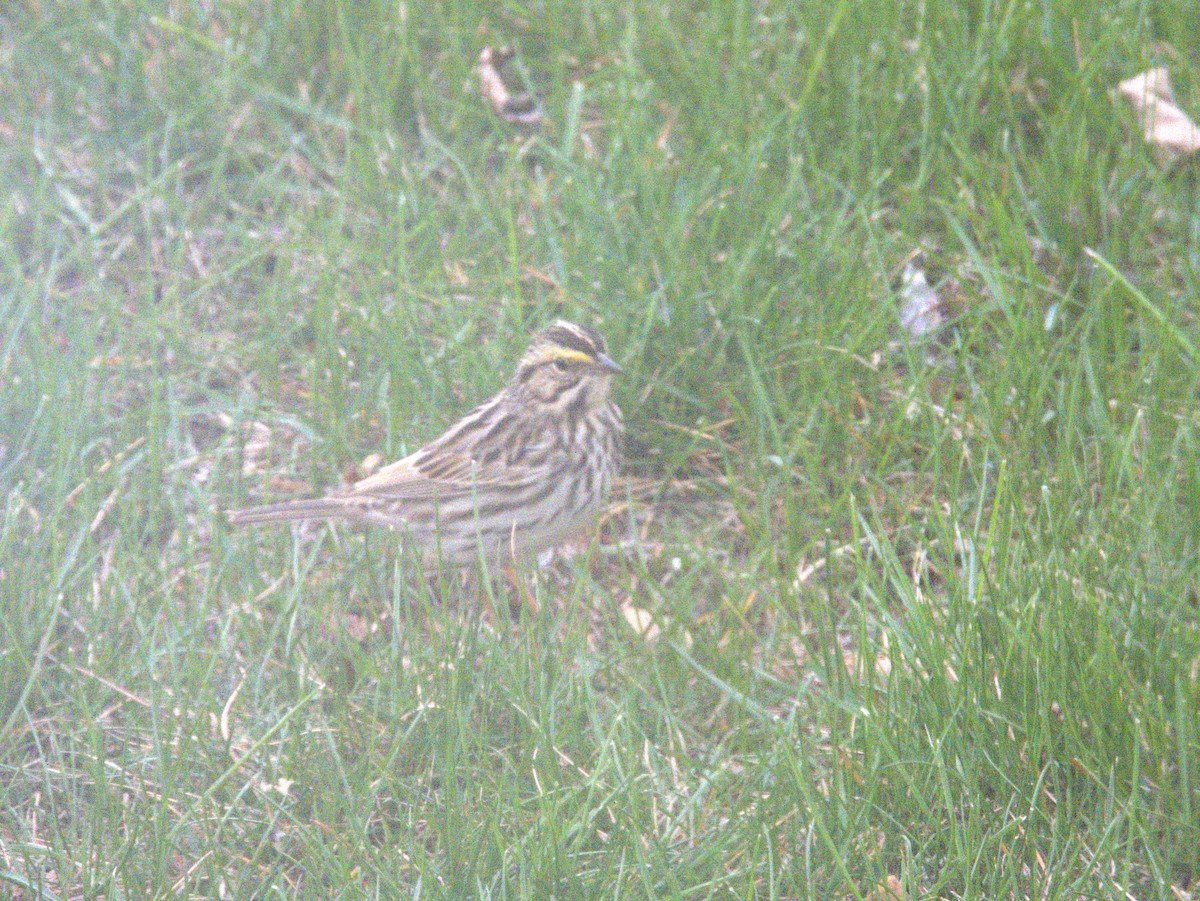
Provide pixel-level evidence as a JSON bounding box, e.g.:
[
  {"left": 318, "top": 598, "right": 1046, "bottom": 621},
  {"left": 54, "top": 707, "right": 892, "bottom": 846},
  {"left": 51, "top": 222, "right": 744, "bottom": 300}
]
[{"left": 2, "top": 0, "right": 1199, "bottom": 897}]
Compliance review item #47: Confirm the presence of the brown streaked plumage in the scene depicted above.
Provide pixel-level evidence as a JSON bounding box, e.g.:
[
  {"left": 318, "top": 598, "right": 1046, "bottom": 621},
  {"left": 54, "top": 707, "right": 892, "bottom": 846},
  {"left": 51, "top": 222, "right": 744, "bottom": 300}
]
[{"left": 228, "top": 321, "right": 623, "bottom": 565}]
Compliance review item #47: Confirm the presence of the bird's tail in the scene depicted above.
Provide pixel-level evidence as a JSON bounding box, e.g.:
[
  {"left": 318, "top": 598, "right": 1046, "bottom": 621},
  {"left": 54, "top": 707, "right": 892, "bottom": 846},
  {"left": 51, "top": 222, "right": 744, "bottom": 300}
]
[{"left": 226, "top": 498, "right": 348, "bottom": 526}]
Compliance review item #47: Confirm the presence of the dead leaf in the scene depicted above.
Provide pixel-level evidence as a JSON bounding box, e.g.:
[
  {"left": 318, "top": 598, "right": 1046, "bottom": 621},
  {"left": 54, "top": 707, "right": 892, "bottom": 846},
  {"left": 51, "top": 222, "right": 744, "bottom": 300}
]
[
  {"left": 478, "top": 46, "right": 544, "bottom": 127},
  {"left": 898, "top": 262, "right": 946, "bottom": 338},
  {"left": 240, "top": 421, "right": 272, "bottom": 475},
  {"left": 621, "top": 602, "right": 661, "bottom": 642},
  {"left": 864, "top": 875, "right": 906, "bottom": 901},
  {"left": 1114, "top": 68, "right": 1200, "bottom": 164}
]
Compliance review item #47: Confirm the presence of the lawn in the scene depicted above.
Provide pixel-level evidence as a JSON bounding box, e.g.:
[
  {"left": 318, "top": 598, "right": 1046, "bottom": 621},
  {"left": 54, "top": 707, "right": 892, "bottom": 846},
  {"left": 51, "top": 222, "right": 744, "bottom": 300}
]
[{"left": 2, "top": 1, "right": 1199, "bottom": 898}]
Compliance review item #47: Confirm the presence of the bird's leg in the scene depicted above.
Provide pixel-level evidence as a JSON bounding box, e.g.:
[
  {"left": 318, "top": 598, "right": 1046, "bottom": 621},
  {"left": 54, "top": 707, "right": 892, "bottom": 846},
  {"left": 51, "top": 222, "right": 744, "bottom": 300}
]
[
  {"left": 504, "top": 523, "right": 539, "bottom": 619},
  {"left": 505, "top": 564, "right": 538, "bottom": 619}
]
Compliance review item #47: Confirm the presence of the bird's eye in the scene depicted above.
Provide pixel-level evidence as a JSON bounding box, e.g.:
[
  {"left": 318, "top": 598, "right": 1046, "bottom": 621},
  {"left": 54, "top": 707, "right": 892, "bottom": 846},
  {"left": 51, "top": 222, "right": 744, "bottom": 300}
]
[{"left": 553, "top": 359, "right": 570, "bottom": 371}]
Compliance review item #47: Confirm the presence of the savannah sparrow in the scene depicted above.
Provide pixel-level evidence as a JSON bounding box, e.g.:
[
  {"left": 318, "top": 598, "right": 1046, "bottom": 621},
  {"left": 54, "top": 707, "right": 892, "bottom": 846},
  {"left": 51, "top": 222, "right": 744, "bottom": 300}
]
[{"left": 228, "top": 321, "right": 624, "bottom": 566}]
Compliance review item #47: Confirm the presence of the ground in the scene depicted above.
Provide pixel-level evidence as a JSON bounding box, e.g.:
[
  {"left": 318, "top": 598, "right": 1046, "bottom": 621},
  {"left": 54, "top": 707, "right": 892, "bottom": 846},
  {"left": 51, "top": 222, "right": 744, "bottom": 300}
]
[{"left": 2, "top": 1, "right": 1199, "bottom": 898}]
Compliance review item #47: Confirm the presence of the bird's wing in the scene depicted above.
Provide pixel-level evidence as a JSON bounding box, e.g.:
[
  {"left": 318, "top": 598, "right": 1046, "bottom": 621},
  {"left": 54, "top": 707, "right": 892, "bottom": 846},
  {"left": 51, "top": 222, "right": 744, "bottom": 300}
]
[
  {"left": 341, "top": 454, "right": 481, "bottom": 502},
  {"left": 340, "top": 430, "right": 557, "bottom": 504}
]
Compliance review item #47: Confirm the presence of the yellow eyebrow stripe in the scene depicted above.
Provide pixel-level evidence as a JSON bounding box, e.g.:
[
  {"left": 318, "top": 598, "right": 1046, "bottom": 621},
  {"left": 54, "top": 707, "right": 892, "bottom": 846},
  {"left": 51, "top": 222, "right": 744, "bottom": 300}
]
[{"left": 537, "top": 348, "right": 594, "bottom": 366}]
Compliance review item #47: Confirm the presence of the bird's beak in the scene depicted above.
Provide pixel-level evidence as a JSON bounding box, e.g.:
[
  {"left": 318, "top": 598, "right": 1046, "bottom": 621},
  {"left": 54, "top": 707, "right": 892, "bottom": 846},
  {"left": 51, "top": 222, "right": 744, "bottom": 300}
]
[{"left": 596, "top": 352, "right": 623, "bottom": 374}]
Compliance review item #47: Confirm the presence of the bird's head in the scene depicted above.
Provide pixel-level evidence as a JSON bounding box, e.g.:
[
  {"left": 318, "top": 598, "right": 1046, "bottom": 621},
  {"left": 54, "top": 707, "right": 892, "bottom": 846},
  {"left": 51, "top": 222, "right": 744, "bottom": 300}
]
[{"left": 513, "top": 320, "right": 622, "bottom": 417}]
